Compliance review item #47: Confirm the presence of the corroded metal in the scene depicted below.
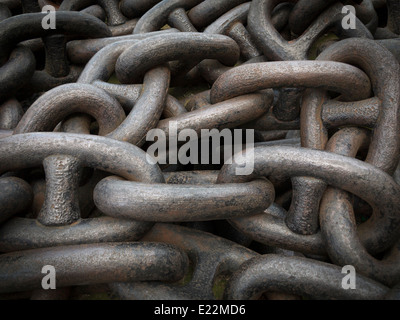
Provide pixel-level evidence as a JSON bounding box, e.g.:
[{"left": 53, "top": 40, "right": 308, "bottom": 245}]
[{"left": 0, "top": 0, "right": 399, "bottom": 301}]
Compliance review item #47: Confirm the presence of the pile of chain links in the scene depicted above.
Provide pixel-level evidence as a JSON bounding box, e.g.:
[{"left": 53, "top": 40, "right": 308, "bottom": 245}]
[{"left": 0, "top": 0, "right": 400, "bottom": 300}]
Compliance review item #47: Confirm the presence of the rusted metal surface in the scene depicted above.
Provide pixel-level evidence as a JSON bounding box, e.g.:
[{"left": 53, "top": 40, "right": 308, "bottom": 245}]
[
  {"left": 67, "top": 29, "right": 179, "bottom": 65},
  {"left": 0, "top": 242, "right": 189, "bottom": 294},
  {"left": 14, "top": 84, "right": 126, "bottom": 135},
  {"left": 111, "top": 223, "right": 258, "bottom": 300},
  {"left": 247, "top": 0, "right": 372, "bottom": 61},
  {"left": 94, "top": 176, "right": 274, "bottom": 221},
  {"left": 0, "top": 45, "right": 35, "bottom": 101},
  {"left": 115, "top": 33, "right": 240, "bottom": 84},
  {"left": 225, "top": 255, "right": 389, "bottom": 300},
  {"left": 0, "top": 98, "right": 23, "bottom": 129},
  {"left": 0, "top": 0, "right": 399, "bottom": 301},
  {"left": 0, "top": 177, "right": 33, "bottom": 224}
]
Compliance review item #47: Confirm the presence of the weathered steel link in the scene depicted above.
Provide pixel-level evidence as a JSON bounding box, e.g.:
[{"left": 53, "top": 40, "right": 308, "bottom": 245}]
[
  {"left": 58, "top": 0, "right": 94, "bottom": 11},
  {"left": 0, "top": 177, "right": 33, "bottom": 224},
  {"left": 355, "top": 0, "right": 379, "bottom": 33},
  {"left": 57, "top": 0, "right": 126, "bottom": 27},
  {"left": 321, "top": 186, "right": 400, "bottom": 287},
  {"left": 21, "top": 65, "right": 83, "bottom": 98},
  {"left": 96, "top": 0, "right": 127, "bottom": 26},
  {"left": 133, "top": 0, "right": 203, "bottom": 34},
  {"left": 0, "top": 217, "right": 152, "bottom": 252},
  {"left": 75, "top": 39, "right": 171, "bottom": 145},
  {"left": 0, "top": 45, "right": 35, "bottom": 102},
  {"left": 321, "top": 97, "right": 381, "bottom": 129},
  {"left": 58, "top": 0, "right": 140, "bottom": 37},
  {"left": 115, "top": 33, "right": 240, "bottom": 84},
  {"left": 0, "top": 98, "right": 23, "bottom": 129},
  {"left": 80, "top": 5, "right": 106, "bottom": 21},
  {"left": 224, "top": 255, "right": 389, "bottom": 300},
  {"left": 242, "top": 103, "right": 300, "bottom": 132},
  {"left": 317, "top": 39, "right": 400, "bottom": 175},
  {"left": 319, "top": 128, "right": 400, "bottom": 287},
  {"left": 210, "top": 61, "right": 372, "bottom": 104},
  {"left": 111, "top": 223, "right": 258, "bottom": 300},
  {"left": 14, "top": 83, "right": 126, "bottom": 135},
  {"left": 42, "top": 34, "right": 70, "bottom": 78},
  {"left": 198, "top": 2, "right": 262, "bottom": 80},
  {"left": 120, "top": 0, "right": 162, "bottom": 19},
  {"left": 109, "top": 19, "right": 139, "bottom": 37},
  {"left": 68, "top": 39, "right": 170, "bottom": 147},
  {"left": 67, "top": 29, "right": 179, "bottom": 65},
  {"left": 289, "top": 0, "right": 378, "bottom": 36},
  {"left": 0, "top": 242, "right": 189, "bottom": 294},
  {"left": 0, "top": 11, "right": 111, "bottom": 64},
  {"left": 188, "top": 0, "right": 248, "bottom": 29},
  {"left": 0, "top": 216, "right": 153, "bottom": 252},
  {"left": 378, "top": 38, "right": 400, "bottom": 64},
  {"left": 289, "top": 0, "right": 336, "bottom": 36},
  {"left": 0, "top": 129, "right": 12, "bottom": 138},
  {"left": 94, "top": 176, "right": 274, "bottom": 222},
  {"left": 0, "top": 133, "right": 163, "bottom": 256},
  {"left": 218, "top": 146, "right": 400, "bottom": 255},
  {"left": 167, "top": 7, "right": 197, "bottom": 32},
  {"left": 157, "top": 93, "right": 273, "bottom": 138},
  {"left": 0, "top": 132, "right": 164, "bottom": 184},
  {"left": 247, "top": 1, "right": 372, "bottom": 61},
  {"left": 211, "top": 59, "right": 373, "bottom": 235},
  {"left": 36, "top": 154, "right": 81, "bottom": 226},
  {"left": 163, "top": 170, "right": 219, "bottom": 185},
  {"left": 0, "top": 3, "right": 11, "bottom": 22},
  {"left": 291, "top": 38, "right": 400, "bottom": 235},
  {"left": 106, "top": 66, "right": 170, "bottom": 145},
  {"left": 92, "top": 80, "right": 187, "bottom": 119},
  {"left": 1, "top": 0, "right": 399, "bottom": 301},
  {"left": 228, "top": 203, "right": 326, "bottom": 256},
  {"left": 0, "top": 10, "right": 112, "bottom": 96},
  {"left": 387, "top": 0, "right": 400, "bottom": 35},
  {"left": 77, "top": 40, "right": 141, "bottom": 84},
  {"left": 199, "top": 2, "right": 296, "bottom": 85}
]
